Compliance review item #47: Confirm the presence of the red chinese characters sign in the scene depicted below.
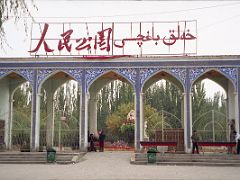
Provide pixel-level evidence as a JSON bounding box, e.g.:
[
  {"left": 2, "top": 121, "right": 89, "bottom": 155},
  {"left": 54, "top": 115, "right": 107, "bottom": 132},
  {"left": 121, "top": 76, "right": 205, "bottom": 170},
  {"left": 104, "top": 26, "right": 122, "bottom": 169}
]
[{"left": 29, "top": 21, "right": 197, "bottom": 57}]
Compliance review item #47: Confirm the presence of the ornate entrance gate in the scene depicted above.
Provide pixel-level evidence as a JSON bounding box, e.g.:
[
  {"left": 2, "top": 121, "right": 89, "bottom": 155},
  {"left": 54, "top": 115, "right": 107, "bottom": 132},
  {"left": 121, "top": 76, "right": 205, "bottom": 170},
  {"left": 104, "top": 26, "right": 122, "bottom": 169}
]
[{"left": 0, "top": 56, "right": 240, "bottom": 152}]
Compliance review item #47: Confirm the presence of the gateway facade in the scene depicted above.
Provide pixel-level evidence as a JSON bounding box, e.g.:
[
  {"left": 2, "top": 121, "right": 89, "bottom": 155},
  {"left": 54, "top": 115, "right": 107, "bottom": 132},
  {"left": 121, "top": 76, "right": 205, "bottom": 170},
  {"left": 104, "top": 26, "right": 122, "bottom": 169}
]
[{"left": 0, "top": 55, "right": 239, "bottom": 152}]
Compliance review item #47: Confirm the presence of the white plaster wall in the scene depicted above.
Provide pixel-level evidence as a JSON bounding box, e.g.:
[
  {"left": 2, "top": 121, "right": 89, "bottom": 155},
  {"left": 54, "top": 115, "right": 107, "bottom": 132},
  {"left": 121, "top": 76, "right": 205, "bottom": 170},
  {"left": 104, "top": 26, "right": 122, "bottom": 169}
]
[
  {"left": 227, "top": 81, "right": 236, "bottom": 120},
  {"left": 0, "top": 78, "right": 10, "bottom": 145}
]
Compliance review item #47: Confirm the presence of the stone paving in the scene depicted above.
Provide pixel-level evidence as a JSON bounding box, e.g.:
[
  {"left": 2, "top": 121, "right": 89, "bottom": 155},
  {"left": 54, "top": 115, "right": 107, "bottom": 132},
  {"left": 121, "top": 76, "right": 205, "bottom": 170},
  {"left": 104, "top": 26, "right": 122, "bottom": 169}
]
[{"left": 0, "top": 151, "right": 239, "bottom": 180}]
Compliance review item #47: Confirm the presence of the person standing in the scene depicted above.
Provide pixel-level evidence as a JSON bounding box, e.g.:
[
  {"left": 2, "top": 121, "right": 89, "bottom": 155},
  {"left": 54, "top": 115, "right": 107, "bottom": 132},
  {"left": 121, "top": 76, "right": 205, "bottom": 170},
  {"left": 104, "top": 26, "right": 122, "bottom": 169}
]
[
  {"left": 233, "top": 131, "right": 240, "bottom": 154},
  {"left": 99, "top": 130, "right": 106, "bottom": 152},
  {"left": 191, "top": 130, "right": 199, "bottom": 154},
  {"left": 229, "top": 119, "right": 236, "bottom": 141},
  {"left": 229, "top": 119, "right": 236, "bottom": 153},
  {"left": 89, "top": 134, "right": 96, "bottom": 152}
]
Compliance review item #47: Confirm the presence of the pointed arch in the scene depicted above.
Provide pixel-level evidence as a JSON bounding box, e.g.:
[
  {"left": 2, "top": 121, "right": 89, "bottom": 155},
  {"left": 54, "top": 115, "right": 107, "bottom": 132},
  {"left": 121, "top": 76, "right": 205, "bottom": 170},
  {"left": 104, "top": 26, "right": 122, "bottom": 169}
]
[
  {"left": 141, "top": 69, "right": 185, "bottom": 92},
  {"left": 190, "top": 68, "right": 237, "bottom": 91},
  {"left": 87, "top": 69, "right": 136, "bottom": 92},
  {"left": 37, "top": 69, "right": 82, "bottom": 93}
]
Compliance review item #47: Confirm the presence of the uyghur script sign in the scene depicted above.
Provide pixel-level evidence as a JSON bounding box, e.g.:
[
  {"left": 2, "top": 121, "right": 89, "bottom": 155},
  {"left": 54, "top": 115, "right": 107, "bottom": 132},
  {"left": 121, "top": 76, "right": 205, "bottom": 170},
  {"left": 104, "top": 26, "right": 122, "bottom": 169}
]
[{"left": 29, "top": 21, "right": 197, "bottom": 58}]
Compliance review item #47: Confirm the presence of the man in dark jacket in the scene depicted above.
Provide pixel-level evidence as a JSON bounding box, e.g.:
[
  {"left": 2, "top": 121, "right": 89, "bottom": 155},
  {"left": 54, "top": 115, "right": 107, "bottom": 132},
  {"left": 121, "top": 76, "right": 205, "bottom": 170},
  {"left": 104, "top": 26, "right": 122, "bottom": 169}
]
[
  {"left": 99, "top": 130, "right": 106, "bottom": 152},
  {"left": 89, "top": 133, "right": 96, "bottom": 152},
  {"left": 191, "top": 130, "right": 199, "bottom": 154}
]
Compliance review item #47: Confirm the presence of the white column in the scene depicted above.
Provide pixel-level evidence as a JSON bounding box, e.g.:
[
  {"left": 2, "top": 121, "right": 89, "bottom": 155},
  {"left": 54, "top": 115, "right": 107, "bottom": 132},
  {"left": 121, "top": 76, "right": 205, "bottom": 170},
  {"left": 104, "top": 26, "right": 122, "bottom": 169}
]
[
  {"left": 84, "top": 92, "right": 90, "bottom": 150},
  {"left": 46, "top": 92, "right": 54, "bottom": 148},
  {"left": 133, "top": 92, "right": 137, "bottom": 149},
  {"left": 140, "top": 93, "right": 144, "bottom": 144},
  {"left": 88, "top": 96, "right": 98, "bottom": 135},
  {"left": 183, "top": 92, "right": 192, "bottom": 153},
  {"left": 33, "top": 93, "right": 41, "bottom": 151},
  {"left": 227, "top": 85, "right": 236, "bottom": 120},
  {"left": 182, "top": 93, "right": 187, "bottom": 152},
  {"left": 79, "top": 90, "right": 89, "bottom": 151},
  {"left": 234, "top": 92, "right": 239, "bottom": 132},
  {"left": 7, "top": 96, "right": 14, "bottom": 150},
  {"left": 189, "top": 93, "right": 193, "bottom": 152},
  {"left": 0, "top": 79, "right": 10, "bottom": 149},
  {"left": 78, "top": 89, "right": 82, "bottom": 150}
]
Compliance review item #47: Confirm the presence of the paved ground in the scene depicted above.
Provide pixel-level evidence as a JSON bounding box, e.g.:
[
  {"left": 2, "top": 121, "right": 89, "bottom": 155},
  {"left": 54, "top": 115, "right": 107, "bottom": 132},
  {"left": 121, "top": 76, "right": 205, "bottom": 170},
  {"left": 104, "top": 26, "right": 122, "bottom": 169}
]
[{"left": 0, "top": 151, "right": 240, "bottom": 180}]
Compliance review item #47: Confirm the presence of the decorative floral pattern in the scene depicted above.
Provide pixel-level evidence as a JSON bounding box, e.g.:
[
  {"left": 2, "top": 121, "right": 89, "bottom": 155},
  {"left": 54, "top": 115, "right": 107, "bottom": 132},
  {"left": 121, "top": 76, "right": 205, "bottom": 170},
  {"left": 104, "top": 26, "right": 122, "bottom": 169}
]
[
  {"left": 86, "top": 69, "right": 106, "bottom": 88},
  {"left": 65, "top": 69, "right": 82, "bottom": 83},
  {"left": 139, "top": 68, "right": 186, "bottom": 89},
  {"left": 189, "top": 68, "right": 206, "bottom": 83},
  {"left": 0, "top": 69, "right": 7, "bottom": 78},
  {"left": 1, "top": 67, "right": 238, "bottom": 93},
  {"left": 190, "top": 67, "right": 237, "bottom": 89},
  {"left": 170, "top": 68, "right": 187, "bottom": 85},
  {"left": 219, "top": 67, "right": 237, "bottom": 87},
  {"left": 18, "top": 69, "right": 35, "bottom": 85},
  {"left": 37, "top": 69, "right": 55, "bottom": 88},
  {"left": 0, "top": 69, "right": 34, "bottom": 84},
  {"left": 117, "top": 68, "right": 137, "bottom": 85},
  {"left": 139, "top": 68, "right": 160, "bottom": 87},
  {"left": 86, "top": 68, "right": 137, "bottom": 89}
]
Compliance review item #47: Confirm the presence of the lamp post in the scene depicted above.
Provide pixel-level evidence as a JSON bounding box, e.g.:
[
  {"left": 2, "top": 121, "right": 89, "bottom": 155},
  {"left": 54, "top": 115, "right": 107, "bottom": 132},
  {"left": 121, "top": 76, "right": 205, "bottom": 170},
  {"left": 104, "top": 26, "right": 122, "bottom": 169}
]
[{"left": 58, "top": 116, "right": 66, "bottom": 151}]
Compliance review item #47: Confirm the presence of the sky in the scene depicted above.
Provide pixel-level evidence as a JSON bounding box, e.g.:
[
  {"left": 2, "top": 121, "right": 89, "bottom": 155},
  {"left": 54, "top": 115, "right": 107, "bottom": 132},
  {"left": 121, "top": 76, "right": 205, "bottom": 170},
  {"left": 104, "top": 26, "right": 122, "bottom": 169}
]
[
  {"left": 1, "top": 0, "right": 236, "bottom": 97},
  {"left": 1, "top": 1, "right": 240, "bottom": 57}
]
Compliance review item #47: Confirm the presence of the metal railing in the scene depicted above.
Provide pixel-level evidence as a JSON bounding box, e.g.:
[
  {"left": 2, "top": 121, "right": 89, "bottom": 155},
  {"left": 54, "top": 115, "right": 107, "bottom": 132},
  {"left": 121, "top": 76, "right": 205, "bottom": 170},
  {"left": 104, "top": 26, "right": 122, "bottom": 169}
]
[{"left": 193, "top": 110, "right": 228, "bottom": 142}]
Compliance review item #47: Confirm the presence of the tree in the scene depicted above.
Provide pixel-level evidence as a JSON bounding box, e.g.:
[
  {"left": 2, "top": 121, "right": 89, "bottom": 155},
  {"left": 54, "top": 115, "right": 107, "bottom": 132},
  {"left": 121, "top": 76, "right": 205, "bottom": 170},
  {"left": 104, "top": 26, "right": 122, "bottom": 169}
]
[
  {"left": 12, "top": 82, "right": 32, "bottom": 145},
  {"left": 0, "top": 0, "right": 36, "bottom": 48},
  {"left": 97, "top": 80, "right": 134, "bottom": 131},
  {"left": 105, "top": 103, "right": 134, "bottom": 142},
  {"left": 105, "top": 102, "right": 162, "bottom": 143},
  {"left": 144, "top": 80, "right": 182, "bottom": 126}
]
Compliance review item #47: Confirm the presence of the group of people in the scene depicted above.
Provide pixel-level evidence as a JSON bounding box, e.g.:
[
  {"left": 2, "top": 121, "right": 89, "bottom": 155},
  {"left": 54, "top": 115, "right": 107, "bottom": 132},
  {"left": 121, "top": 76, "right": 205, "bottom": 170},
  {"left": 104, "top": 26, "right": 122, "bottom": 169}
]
[
  {"left": 89, "top": 130, "right": 106, "bottom": 152},
  {"left": 191, "top": 119, "right": 240, "bottom": 154}
]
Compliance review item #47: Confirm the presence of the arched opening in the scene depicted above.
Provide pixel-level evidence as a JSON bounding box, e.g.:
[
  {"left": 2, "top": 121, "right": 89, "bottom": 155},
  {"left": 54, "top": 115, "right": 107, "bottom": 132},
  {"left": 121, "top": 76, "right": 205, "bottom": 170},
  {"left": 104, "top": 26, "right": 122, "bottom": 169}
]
[
  {"left": 192, "top": 69, "right": 234, "bottom": 145},
  {"left": 39, "top": 71, "right": 80, "bottom": 151},
  {"left": 142, "top": 71, "right": 184, "bottom": 152},
  {"left": 0, "top": 72, "right": 32, "bottom": 150},
  {"left": 88, "top": 71, "right": 135, "bottom": 151}
]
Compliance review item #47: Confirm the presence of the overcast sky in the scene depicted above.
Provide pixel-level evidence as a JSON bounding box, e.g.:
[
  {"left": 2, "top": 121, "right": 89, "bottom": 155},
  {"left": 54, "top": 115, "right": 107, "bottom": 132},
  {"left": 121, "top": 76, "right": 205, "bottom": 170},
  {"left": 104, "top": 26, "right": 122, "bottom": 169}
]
[
  {"left": 1, "top": 0, "right": 237, "bottom": 97},
  {"left": 1, "top": 1, "right": 240, "bottom": 57}
]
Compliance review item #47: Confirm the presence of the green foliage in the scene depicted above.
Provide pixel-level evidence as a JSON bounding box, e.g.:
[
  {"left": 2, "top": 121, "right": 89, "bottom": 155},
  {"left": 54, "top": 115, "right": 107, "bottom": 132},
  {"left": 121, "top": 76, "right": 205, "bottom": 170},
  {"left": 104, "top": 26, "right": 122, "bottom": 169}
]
[
  {"left": 120, "top": 123, "right": 134, "bottom": 144},
  {"left": 105, "top": 102, "right": 162, "bottom": 142},
  {"left": 12, "top": 83, "right": 32, "bottom": 129},
  {"left": 192, "top": 81, "right": 227, "bottom": 141},
  {"left": 144, "top": 104, "right": 163, "bottom": 139},
  {"left": 144, "top": 80, "right": 183, "bottom": 133},
  {"left": 106, "top": 102, "right": 133, "bottom": 142},
  {"left": 10, "top": 76, "right": 227, "bottom": 146},
  {"left": 120, "top": 123, "right": 134, "bottom": 134},
  {"left": 12, "top": 83, "right": 32, "bottom": 145},
  {"left": 144, "top": 81, "right": 182, "bottom": 121},
  {"left": 97, "top": 80, "right": 134, "bottom": 131}
]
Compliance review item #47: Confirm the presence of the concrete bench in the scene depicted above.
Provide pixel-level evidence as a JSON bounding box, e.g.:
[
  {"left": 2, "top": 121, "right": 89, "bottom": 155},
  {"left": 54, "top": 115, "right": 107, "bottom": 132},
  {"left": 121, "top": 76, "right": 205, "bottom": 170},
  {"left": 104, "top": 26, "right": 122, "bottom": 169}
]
[
  {"left": 198, "top": 142, "right": 236, "bottom": 154},
  {"left": 140, "top": 141, "right": 177, "bottom": 153}
]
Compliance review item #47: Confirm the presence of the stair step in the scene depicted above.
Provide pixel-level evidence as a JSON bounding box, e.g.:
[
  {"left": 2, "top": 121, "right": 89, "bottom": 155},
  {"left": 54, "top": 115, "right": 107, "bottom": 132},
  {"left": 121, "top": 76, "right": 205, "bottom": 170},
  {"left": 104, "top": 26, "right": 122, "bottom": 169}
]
[
  {"left": 0, "top": 152, "right": 85, "bottom": 164},
  {"left": 157, "top": 161, "right": 240, "bottom": 167},
  {"left": 0, "top": 160, "right": 47, "bottom": 164},
  {"left": 132, "top": 153, "right": 240, "bottom": 166}
]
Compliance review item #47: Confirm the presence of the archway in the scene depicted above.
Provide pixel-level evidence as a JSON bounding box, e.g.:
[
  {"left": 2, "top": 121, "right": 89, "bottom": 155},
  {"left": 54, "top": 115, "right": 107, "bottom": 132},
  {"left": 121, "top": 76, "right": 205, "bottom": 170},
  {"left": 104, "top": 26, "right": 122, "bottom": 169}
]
[
  {"left": 38, "top": 71, "right": 80, "bottom": 151},
  {"left": 191, "top": 69, "right": 235, "bottom": 143},
  {"left": 88, "top": 71, "right": 135, "bottom": 151},
  {"left": 0, "top": 72, "right": 32, "bottom": 150},
  {"left": 142, "top": 71, "right": 185, "bottom": 152}
]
